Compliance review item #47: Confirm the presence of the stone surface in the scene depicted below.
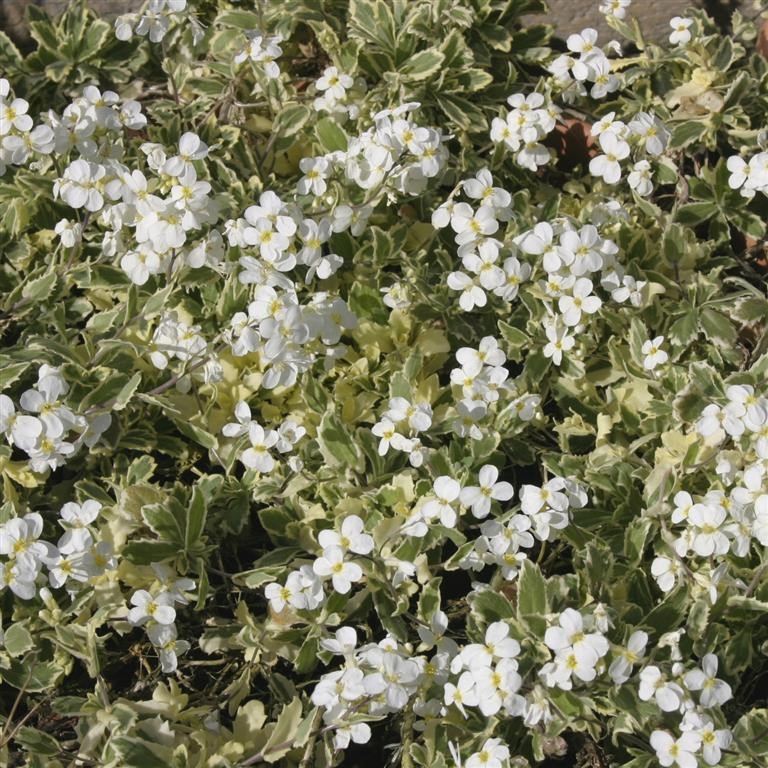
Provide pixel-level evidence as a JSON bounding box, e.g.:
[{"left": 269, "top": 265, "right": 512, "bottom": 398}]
[
  {"left": 0, "top": 0, "right": 761, "bottom": 46},
  {"left": 525, "top": 1, "right": 758, "bottom": 42}
]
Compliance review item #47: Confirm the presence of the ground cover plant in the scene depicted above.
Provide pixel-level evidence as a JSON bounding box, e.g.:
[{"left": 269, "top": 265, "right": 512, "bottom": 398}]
[{"left": 1, "top": 0, "right": 768, "bottom": 765}]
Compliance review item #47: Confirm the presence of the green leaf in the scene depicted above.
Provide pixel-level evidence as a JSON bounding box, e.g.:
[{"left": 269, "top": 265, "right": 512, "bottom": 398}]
[
  {"left": 272, "top": 103, "right": 312, "bottom": 138},
  {"left": 498, "top": 321, "right": 529, "bottom": 362},
  {"left": 472, "top": 589, "right": 515, "bottom": 623},
  {"left": 699, "top": 308, "right": 737, "bottom": 346},
  {"left": 3, "top": 659, "right": 63, "bottom": 692},
  {"left": 315, "top": 117, "right": 349, "bottom": 152},
  {"left": 123, "top": 539, "right": 181, "bottom": 565},
  {"left": 14, "top": 727, "right": 60, "bottom": 756},
  {"left": 0, "top": 30, "right": 22, "bottom": 67},
  {"left": 171, "top": 417, "right": 218, "bottom": 450},
  {"left": 79, "top": 18, "right": 111, "bottom": 60},
  {"left": 517, "top": 560, "right": 548, "bottom": 633},
  {"left": 674, "top": 201, "right": 718, "bottom": 226},
  {"left": 4, "top": 623, "right": 34, "bottom": 657},
  {"left": 668, "top": 309, "right": 699, "bottom": 346},
  {"left": 142, "top": 501, "right": 183, "bottom": 543},
  {"left": 186, "top": 485, "right": 208, "bottom": 552},
  {"left": 732, "top": 708, "right": 768, "bottom": 758},
  {"left": 667, "top": 120, "right": 709, "bottom": 151},
  {"left": 113, "top": 372, "right": 142, "bottom": 411},
  {"left": 21, "top": 272, "right": 56, "bottom": 302},
  {"left": 399, "top": 48, "right": 444, "bottom": 82},
  {"left": 217, "top": 10, "right": 262, "bottom": 29},
  {"left": 711, "top": 35, "right": 737, "bottom": 72},
  {"left": 261, "top": 697, "right": 304, "bottom": 763},
  {"left": 113, "top": 737, "right": 171, "bottom": 768},
  {"left": 623, "top": 517, "right": 653, "bottom": 567},
  {"left": 436, "top": 93, "right": 487, "bottom": 131},
  {"left": 0, "top": 361, "right": 30, "bottom": 391},
  {"left": 317, "top": 411, "right": 364, "bottom": 471}
]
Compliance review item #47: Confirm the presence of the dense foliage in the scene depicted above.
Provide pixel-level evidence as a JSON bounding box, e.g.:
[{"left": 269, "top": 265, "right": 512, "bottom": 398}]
[{"left": 1, "top": 0, "right": 768, "bottom": 766}]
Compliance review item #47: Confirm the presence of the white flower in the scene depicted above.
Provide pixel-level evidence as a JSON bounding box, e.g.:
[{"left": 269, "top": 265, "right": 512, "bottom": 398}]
[
  {"left": 320, "top": 626, "right": 358, "bottom": 656},
  {"left": 147, "top": 623, "right": 190, "bottom": 673},
  {"left": 57, "top": 500, "right": 101, "bottom": 554},
  {"left": 456, "top": 336, "right": 505, "bottom": 374},
  {"left": 423, "top": 476, "right": 462, "bottom": 527},
  {"left": 543, "top": 322, "right": 576, "bottom": 365},
  {"left": 444, "top": 671, "right": 479, "bottom": 717},
  {"left": 629, "top": 112, "right": 669, "bottom": 156},
  {"left": 0, "top": 513, "right": 50, "bottom": 571},
  {"left": 239, "top": 423, "right": 279, "bottom": 472},
  {"left": 385, "top": 397, "right": 433, "bottom": 432},
  {"left": 651, "top": 730, "right": 701, "bottom": 768},
  {"left": 318, "top": 515, "right": 374, "bottom": 556},
  {"left": 558, "top": 277, "right": 602, "bottom": 326},
  {"left": 688, "top": 504, "right": 729, "bottom": 557},
  {"left": 316, "top": 66, "right": 354, "bottom": 100},
  {"left": 448, "top": 271, "right": 487, "bottom": 311},
  {"left": 669, "top": 17, "right": 693, "bottom": 46},
  {"left": 683, "top": 653, "right": 732, "bottom": 707},
  {"left": 642, "top": 335, "right": 668, "bottom": 370},
  {"left": 599, "top": 0, "right": 631, "bottom": 20},
  {"left": 651, "top": 555, "right": 682, "bottom": 592},
  {"left": 638, "top": 665, "right": 685, "bottom": 711},
  {"left": 608, "top": 630, "right": 648, "bottom": 684},
  {"left": 628, "top": 160, "right": 653, "bottom": 196},
  {"left": 589, "top": 132, "right": 630, "bottom": 184},
  {"left": 372, "top": 418, "right": 402, "bottom": 456},
  {"left": 544, "top": 608, "right": 609, "bottom": 659},
  {"left": 682, "top": 713, "right": 732, "bottom": 766},
  {"left": 312, "top": 547, "right": 363, "bottom": 594},
  {"left": 127, "top": 590, "right": 176, "bottom": 626},
  {"left": 727, "top": 155, "right": 750, "bottom": 193},
  {"left": 297, "top": 156, "right": 329, "bottom": 196},
  {"left": 0, "top": 394, "right": 43, "bottom": 451},
  {"left": 465, "top": 738, "right": 510, "bottom": 768},
  {"left": 121, "top": 246, "right": 163, "bottom": 285},
  {"left": 459, "top": 465, "right": 514, "bottom": 519}
]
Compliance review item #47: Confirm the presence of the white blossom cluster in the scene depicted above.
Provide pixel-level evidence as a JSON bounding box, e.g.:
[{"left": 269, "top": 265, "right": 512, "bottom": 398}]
[
  {"left": 0, "top": 496, "right": 196, "bottom": 674},
  {"left": 265, "top": 514, "right": 373, "bottom": 611},
  {"left": 312, "top": 66, "right": 363, "bottom": 120},
  {"left": 0, "top": 365, "right": 111, "bottom": 473},
  {"left": 650, "top": 385, "right": 768, "bottom": 597},
  {"left": 0, "top": 503, "right": 115, "bottom": 600},
  {"left": 56, "top": 128, "right": 219, "bottom": 285},
  {"left": 0, "top": 78, "right": 58, "bottom": 173},
  {"left": 115, "top": 0, "right": 197, "bottom": 44},
  {"left": 234, "top": 33, "right": 284, "bottom": 79},
  {"left": 372, "top": 396, "right": 433, "bottom": 468},
  {"left": 490, "top": 93, "right": 559, "bottom": 171},
  {"left": 461, "top": 476, "right": 588, "bottom": 578},
  {"left": 126, "top": 564, "right": 196, "bottom": 673},
  {"left": 343, "top": 103, "right": 449, "bottom": 195},
  {"left": 292, "top": 596, "right": 735, "bottom": 765},
  {"left": 451, "top": 336, "right": 540, "bottom": 441},
  {"left": 310, "top": 628, "right": 427, "bottom": 749},
  {"left": 589, "top": 110, "right": 670, "bottom": 189},
  {"left": 221, "top": 400, "right": 306, "bottom": 473},
  {"left": 646, "top": 653, "right": 733, "bottom": 768},
  {"left": 549, "top": 28, "right": 621, "bottom": 102}
]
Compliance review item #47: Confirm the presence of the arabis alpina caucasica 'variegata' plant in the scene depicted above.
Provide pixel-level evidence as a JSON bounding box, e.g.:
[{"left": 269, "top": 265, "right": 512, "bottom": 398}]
[{"left": 0, "top": 0, "right": 768, "bottom": 766}]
